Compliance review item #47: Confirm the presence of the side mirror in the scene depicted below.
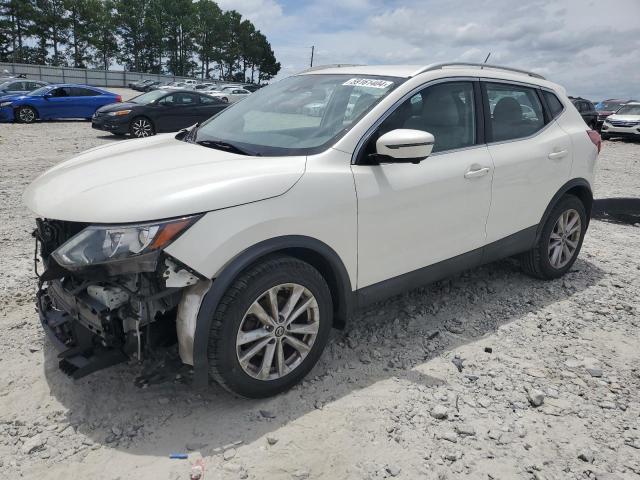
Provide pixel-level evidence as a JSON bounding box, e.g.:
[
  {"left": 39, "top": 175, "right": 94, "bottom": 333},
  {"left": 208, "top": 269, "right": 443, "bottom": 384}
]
[
  {"left": 374, "top": 129, "right": 434, "bottom": 164},
  {"left": 43, "top": 92, "right": 52, "bottom": 99}
]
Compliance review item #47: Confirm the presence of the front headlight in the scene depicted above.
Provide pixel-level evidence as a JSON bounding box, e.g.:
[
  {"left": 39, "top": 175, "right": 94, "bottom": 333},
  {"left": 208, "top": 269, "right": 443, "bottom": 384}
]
[
  {"left": 107, "top": 109, "right": 132, "bottom": 116},
  {"left": 52, "top": 215, "right": 200, "bottom": 268},
  {"left": 0, "top": 101, "right": 12, "bottom": 107}
]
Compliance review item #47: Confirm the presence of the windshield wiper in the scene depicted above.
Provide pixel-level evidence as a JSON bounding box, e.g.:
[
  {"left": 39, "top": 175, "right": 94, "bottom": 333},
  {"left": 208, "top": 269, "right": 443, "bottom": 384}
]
[{"left": 195, "top": 139, "right": 258, "bottom": 156}]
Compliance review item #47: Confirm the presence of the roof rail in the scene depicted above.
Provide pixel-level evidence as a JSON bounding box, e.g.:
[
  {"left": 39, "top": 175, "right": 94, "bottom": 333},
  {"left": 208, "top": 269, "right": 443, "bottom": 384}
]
[
  {"left": 298, "top": 63, "right": 364, "bottom": 74},
  {"left": 412, "top": 62, "right": 545, "bottom": 80}
]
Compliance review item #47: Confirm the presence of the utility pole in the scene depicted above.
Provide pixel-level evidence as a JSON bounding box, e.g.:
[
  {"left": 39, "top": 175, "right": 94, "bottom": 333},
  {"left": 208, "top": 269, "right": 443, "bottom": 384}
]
[{"left": 310, "top": 46, "right": 314, "bottom": 68}]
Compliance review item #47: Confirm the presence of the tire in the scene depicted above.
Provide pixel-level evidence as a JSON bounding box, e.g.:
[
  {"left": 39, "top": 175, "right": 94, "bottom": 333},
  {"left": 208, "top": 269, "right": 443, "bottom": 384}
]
[
  {"left": 129, "top": 116, "right": 155, "bottom": 138},
  {"left": 221, "top": 97, "right": 229, "bottom": 103},
  {"left": 208, "top": 255, "right": 333, "bottom": 398},
  {"left": 520, "top": 195, "right": 587, "bottom": 279},
  {"left": 601, "top": 133, "right": 610, "bottom": 141},
  {"left": 16, "top": 106, "right": 37, "bottom": 123}
]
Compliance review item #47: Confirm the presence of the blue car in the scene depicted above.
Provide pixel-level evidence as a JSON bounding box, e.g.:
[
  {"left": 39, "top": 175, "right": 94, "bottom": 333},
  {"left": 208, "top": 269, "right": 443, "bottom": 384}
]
[{"left": 0, "top": 84, "right": 122, "bottom": 123}]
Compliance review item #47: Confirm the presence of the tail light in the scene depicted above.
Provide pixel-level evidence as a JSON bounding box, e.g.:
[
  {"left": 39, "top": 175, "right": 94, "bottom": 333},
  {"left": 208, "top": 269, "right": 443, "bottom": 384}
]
[
  {"left": 587, "top": 129, "right": 601, "bottom": 153},
  {"left": 115, "top": 95, "right": 122, "bottom": 103}
]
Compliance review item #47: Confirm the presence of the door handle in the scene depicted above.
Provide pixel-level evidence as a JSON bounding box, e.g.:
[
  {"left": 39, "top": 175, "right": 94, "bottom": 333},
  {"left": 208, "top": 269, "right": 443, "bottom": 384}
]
[
  {"left": 464, "top": 166, "right": 490, "bottom": 179},
  {"left": 548, "top": 149, "right": 568, "bottom": 160}
]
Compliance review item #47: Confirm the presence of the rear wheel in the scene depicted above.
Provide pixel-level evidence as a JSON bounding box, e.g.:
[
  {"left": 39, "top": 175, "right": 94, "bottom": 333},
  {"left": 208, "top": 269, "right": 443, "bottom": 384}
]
[
  {"left": 208, "top": 256, "right": 332, "bottom": 398},
  {"left": 16, "top": 106, "right": 37, "bottom": 123},
  {"left": 221, "top": 97, "right": 229, "bottom": 103},
  {"left": 129, "top": 117, "right": 155, "bottom": 138},
  {"left": 601, "top": 133, "right": 610, "bottom": 140},
  {"left": 520, "top": 195, "right": 587, "bottom": 279}
]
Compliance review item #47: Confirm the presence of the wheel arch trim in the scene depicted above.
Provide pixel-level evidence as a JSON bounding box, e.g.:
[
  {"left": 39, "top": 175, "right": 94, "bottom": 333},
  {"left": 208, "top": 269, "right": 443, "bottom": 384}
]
[
  {"left": 191, "top": 235, "right": 353, "bottom": 387},
  {"left": 536, "top": 177, "right": 593, "bottom": 243}
]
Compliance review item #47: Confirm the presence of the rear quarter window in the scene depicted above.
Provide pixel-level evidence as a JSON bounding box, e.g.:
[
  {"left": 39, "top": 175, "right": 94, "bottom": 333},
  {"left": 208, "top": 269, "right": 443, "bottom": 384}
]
[{"left": 543, "top": 91, "right": 564, "bottom": 119}]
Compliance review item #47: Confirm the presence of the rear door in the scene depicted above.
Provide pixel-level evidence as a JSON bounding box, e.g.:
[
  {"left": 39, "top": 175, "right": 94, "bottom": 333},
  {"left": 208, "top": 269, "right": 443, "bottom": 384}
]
[
  {"left": 197, "top": 94, "right": 227, "bottom": 122},
  {"left": 482, "top": 81, "right": 572, "bottom": 243},
  {"left": 67, "top": 87, "right": 104, "bottom": 118}
]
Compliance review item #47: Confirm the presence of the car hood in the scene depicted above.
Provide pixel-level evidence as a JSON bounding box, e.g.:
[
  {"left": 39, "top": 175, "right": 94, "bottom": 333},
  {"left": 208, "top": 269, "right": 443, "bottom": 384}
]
[
  {"left": 97, "top": 101, "right": 138, "bottom": 113},
  {"left": 606, "top": 114, "right": 640, "bottom": 122},
  {"left": 0, "top": 93, "right": 25, "bottom": 102},
  {"left": 23, "top": 134, "right": 306, "bottom": 223}
]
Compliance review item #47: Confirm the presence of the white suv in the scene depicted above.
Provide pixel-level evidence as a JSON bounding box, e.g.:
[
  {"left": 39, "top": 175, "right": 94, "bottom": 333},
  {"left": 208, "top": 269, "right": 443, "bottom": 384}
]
[
  {"left": 24, "top": 63, "right": 600, "bottom": 398},
  {"left": 601, "top": 102, "right": 640, "bottom": 140}
]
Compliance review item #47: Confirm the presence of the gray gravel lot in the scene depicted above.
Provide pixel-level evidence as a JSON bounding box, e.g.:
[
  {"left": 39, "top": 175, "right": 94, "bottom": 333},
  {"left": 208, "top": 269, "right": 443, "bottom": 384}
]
[{"left": 0, "top": 112, "right": 639, "bottom": 479}]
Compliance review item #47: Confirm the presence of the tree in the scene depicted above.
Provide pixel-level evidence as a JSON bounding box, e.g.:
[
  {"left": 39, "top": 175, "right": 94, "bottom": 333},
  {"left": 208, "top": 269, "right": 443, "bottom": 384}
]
[
  {"left": 64, "top": 0, "right": 98, "bottom": 67},
  {"left": 31, "top": 0, "right": 68, "bottom": 65},
  {"left": 114, "top": 0, "right": 149, "bottom": 71},
  {"left": 193, "top": 0, "right": 222, "bottom": 79},
  {"left": 0, "top": 0, "right": 280, "bottom": 81},
  {"left": 1, "top": 0, "right": 36, "bottom": 63},
  {"left": 160, "top": 0, "right": 196, "bottom": 76},
  {"left": 254, "top": 33, "right": 280, "bottom": 82},
  {"left": 88, "top": 0, "right": 117, "bottom": 69}
]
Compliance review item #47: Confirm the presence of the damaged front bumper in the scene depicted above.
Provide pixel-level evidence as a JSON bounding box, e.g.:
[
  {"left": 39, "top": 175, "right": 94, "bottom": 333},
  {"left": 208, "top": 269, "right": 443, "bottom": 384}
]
[{"left": 33, "top": 218, "right": 211, "bottom": 380}]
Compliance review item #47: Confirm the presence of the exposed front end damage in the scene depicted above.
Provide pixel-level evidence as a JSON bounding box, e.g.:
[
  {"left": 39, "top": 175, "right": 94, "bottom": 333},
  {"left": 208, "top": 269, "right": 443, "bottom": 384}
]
[{"left": 34, "top": 218, "right": 210, "bottom": 379}]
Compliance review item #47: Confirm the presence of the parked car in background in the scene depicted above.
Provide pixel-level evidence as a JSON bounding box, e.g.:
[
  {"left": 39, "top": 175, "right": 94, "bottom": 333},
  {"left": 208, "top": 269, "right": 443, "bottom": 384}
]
[
  {"left": 569, "top": 96, "right": 598, "bottom": 129},
  {"left": 141, "top": 81, "right": 162, "bottom": 92},
  {"left": 0, "top": 84, "right": 121, "bottom": 123},
  {"left": 0, "top": 79, "right": 48, "bottom": 96},
  {"left": 601, "top": 102, "right": 640, "bottom": 140},
  {"left": 195, "top": 83, "right": 216, "bottom": 90},
  {"left": 25, "top": 63, "right": 600, "bottom": 398},
  {"left": 160, "top": 82, "right": 189, "bottom": 91},
  {"left": 595, "top": 99, "right": 637, "bottom": 130},
  {"left": 242, "top": 84, "right": 263, "bottom": 92},
  {"left": 207, "top": 87, "right": 251, "bottom": 103},
  {"left": 130, "top": 79, "right": 154, "bottom": 91},
  {"left": 92, "top": 89, "right": 228, "bottom": 137}
]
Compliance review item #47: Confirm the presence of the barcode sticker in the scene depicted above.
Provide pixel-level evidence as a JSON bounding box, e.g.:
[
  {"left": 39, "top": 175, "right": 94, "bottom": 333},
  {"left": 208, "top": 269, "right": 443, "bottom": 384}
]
[{"left": 342, "top": 78, "right": 394, "bottom": 89}]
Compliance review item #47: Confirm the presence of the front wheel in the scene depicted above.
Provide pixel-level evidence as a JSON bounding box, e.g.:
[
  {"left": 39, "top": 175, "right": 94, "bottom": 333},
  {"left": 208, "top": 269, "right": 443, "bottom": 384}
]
[
  {"left": 16, "top": 106, "right": 37, "bottom": 123},
  {"left": 601, "top": 133, "right": 610, "bottom": 141},
  {"left": 129, "top": 117, "right": 155, "bottom": 138},
  {"left": 208, "top": 256, "right": 333, "bottom": 398},
  {"left": 520, "top": 195, "right": 587, "bottom": 279}
]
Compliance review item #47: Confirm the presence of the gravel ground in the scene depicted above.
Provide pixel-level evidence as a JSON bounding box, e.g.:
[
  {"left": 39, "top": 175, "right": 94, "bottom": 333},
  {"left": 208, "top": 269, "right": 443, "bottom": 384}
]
[{"left": 0, "top": 109, "right": 639, "bottom": 480}]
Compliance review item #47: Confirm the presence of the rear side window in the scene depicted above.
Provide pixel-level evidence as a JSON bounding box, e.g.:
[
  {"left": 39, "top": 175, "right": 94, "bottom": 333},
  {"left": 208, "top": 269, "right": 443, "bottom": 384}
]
[
  {"left": 485, "top": 82, "right": 545, "bottom": 142},
  {"left": 69, "top": 87, "right": 98, "bottom": 96},
  {"left": 200, "top": 94, "right": 222, "bottom": 105},
  {"left": 543, "top": 91, "right": 564, "bottom": 118}
]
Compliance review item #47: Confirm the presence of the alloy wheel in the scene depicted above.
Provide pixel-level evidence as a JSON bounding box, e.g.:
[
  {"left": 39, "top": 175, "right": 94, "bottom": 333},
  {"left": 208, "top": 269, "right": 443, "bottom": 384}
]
[
  {"left": 548, "top": 208, "right": 581, "bottom": 269},
  {"left": 132, "top": 119, "right": 153, "bottom": 137},
  {"left": 236, "top": 283, "right": 320, "bottom": 381},
  {"left": 19, "top": 107, "right": 35, "bottom": 123}
]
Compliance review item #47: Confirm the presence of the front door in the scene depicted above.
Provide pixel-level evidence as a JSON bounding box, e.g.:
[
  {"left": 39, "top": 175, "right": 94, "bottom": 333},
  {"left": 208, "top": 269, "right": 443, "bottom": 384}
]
[
  {"left": 352, "top": 80, "right": 493, "bottom": 288},
  {"left": 155, "top": 92, "right": 200, "bottom": 131}
]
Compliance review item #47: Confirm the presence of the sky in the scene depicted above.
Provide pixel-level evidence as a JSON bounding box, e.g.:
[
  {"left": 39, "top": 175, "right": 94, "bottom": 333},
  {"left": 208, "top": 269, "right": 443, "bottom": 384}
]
[{"left": 216, "top": 0, "right": 640, "bottom": 101}]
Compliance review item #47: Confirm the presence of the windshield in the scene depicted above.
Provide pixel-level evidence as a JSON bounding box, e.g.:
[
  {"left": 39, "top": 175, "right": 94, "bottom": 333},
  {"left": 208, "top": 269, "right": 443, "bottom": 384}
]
[
  {"left": 28, "top": 86, "right": 50, "bottom": 96},
  {"left": 595, "top": 101, "right": 624, "bottom": 111},
  {"left": 194, "top": 74, "right": 403, "bottom": 156},
  {"left": 131, "top": 90, "right": 167, "bottom": 104},
  {"left": 615, "top": 104, "right": 640, "bottom": 116},
  {"left": 0, "top": 81, "right": 13, "bottom": 90}
]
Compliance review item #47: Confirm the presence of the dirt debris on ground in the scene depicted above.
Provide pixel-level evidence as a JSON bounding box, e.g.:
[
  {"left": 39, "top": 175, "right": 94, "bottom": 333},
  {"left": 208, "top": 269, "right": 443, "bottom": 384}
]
[{"left": 1, "top": 108, "right": 639, "bottom": 479}]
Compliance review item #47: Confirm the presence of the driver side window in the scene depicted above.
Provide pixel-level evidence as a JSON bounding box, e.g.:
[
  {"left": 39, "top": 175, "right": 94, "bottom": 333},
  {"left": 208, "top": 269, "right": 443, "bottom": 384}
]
[{"left": 378, "top": 81, "right": 476, "bottom": 153}]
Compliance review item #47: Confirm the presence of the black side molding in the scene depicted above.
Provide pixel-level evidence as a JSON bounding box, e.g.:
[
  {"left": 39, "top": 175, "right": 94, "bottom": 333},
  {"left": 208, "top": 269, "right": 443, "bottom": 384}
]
[{"left": 356, "top": 225, "right": 537, "bottom": 308}]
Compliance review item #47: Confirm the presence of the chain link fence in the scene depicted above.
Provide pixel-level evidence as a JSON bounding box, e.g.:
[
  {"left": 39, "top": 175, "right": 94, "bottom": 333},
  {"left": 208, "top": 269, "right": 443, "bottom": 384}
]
[{"left": 0, "top": 62, "right": 217, "bottom": 88}]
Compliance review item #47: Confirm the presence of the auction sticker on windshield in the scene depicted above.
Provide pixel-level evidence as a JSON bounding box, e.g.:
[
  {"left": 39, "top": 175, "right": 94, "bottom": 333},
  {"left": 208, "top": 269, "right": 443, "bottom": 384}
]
[{"left": 342, "top": 78, "right": 394, "bottom": 89}]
